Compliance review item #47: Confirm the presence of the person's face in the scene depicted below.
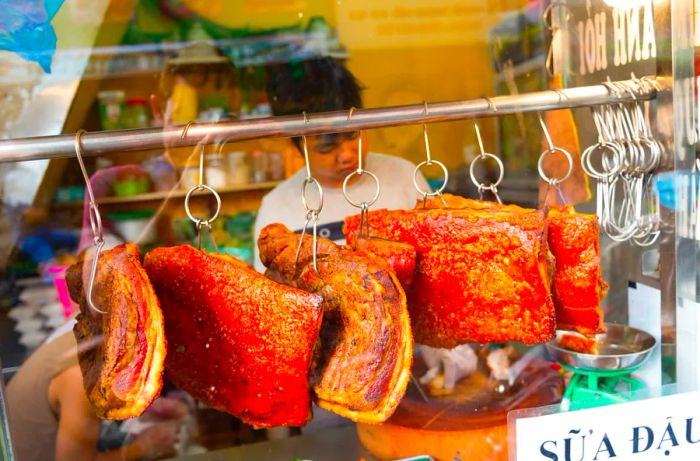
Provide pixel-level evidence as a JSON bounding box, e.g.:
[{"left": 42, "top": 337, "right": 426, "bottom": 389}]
[{"left": 304, "top": 131, "right": 368, "bottom": 187}]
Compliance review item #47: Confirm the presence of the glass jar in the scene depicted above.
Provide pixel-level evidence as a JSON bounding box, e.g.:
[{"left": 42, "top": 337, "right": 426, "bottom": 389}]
[
  {"left": 227, "top": 152, "right": 251, "bottom": 186},
  {"left": 97, "top": 90, "right": 124, "bottom": 130},
  {"left": 122, "top": 98, "right": 150, "bottom": 129},
  {"left": 204, "top": 153, "right": 227, "bottom": 189}
]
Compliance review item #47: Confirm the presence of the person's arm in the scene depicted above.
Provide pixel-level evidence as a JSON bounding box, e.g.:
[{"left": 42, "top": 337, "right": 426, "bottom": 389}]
[
  {"left": 50, "top": 365, "right": 177, "bottom": 461},
  {"left": 51, "top": 365, "right": 101, "bottom": 461}
]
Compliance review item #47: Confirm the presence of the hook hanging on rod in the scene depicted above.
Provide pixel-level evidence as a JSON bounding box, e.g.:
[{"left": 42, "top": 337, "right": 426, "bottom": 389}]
[
  {"left": 294, "top": 112, "right": 323, "bottom": 273},
  {"left": 75, "top": 130, "right": 106, "bottom": 315},
  {"left": 414, "top": 102, "right": 449, "bottom": 207},
  {"left": 470, "top": 120, "right": 504, "bottom": 204},
  {"left": 181, "top": 121, "right": 222, "bottom": 252},
  {"left": 342, "top": 107, "right": 380, "bottom": 240},
  {"left": 537, "top": 112, "right": 573, "bottom": 206}
]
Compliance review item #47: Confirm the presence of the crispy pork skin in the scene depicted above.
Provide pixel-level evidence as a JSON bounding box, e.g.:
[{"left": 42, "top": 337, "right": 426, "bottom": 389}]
[
  {"left": 345, "top": 205, "right": 556, "bottom": 347},
  {"left": 417, "top": 194, "right": 607, "bottom": 335},
  {"left": 144, "top": 245, "right": 323, "bottom": 427},
  {"left": 258, "top": 224, "right": 413, "bottom": 424},
  {"left": 66, "top": 243, "right": 166, "bottom": 419}
]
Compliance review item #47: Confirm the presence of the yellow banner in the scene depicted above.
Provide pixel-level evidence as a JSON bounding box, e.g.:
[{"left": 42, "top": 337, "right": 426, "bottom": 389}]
[{"left": 337, "top": 0, "right": 489, "bottom": 49}]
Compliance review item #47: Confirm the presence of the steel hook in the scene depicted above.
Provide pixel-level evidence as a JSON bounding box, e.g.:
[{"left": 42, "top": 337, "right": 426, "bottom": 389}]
[{"left": 75, "top": 130, "right": 107, "bottom": 315}]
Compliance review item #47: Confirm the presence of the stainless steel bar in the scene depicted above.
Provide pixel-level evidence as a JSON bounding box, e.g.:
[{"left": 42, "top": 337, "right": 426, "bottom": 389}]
[{"left": 0, "top": 79, "right": 655, "bottom": 164}]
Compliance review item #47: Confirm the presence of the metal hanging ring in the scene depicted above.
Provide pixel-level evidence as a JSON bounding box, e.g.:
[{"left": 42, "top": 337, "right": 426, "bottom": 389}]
[
  {"left": 582, "top": 142, "right": 623, "bottom": 179},
  {"left": 538, "top": 146, "right": 574, "bottom": 185},
  {"left": 470, "top": 153, "right": 504, "bottom": 191},
  {"left": 343, "top": 170, "right": 380, "bottom": 209},
  {"left": 184, "top": 184, "right": 222, "bottom": 227},
  {"left": 301, "top": 176, "right": 324, "bottom": 214},
  {"left": 414, "top": 160, "right": 448, "bottom": 197}
]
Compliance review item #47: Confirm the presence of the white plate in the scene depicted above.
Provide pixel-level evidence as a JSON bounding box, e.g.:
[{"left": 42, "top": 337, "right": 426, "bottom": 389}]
[
  {"left": 7, "top": 307, "right": 39, "bottom": 321},
  {"left": 45, "top": 316, "right": 68, "bottom": 329},
  {"left": 19, "top": 331, "right": 48, "bottom": 349},
  {"left": 14, "top": 319, "right": 44, "bottom": 333},
  {"left": 19, "top": 286, "right": 56, "bottom": 305},
  {"left": 40, "top": 302, "right": 64, "bottom": 317}
]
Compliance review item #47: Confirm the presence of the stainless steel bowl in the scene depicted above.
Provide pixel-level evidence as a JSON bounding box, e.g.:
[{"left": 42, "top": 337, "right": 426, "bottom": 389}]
[{"left": 545, "top": 323, "right": 657, "bottom": 372}]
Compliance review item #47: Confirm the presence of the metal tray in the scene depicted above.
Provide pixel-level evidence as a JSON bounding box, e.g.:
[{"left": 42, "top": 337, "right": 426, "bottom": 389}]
[{"left": 545, "top": 324, "right": 657, "bottom": 372}]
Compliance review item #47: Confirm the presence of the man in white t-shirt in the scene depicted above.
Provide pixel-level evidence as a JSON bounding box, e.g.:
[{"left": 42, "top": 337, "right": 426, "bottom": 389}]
[{"left": 254, "top": 58, "right": 429, "bottom": 272}]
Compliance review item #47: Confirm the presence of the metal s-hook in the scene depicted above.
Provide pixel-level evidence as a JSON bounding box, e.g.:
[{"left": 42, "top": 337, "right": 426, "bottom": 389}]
[
  {"left": 301, "top": 111, "right": 313, "bottom": 179},
  {"left": 182, "top": 121, "right": 222, "bottom": 252},
  {"left": 538, "top": 112, "right": 555, "bottom": 152},
  {"left": 481, "top": 95, "right": 498, "bottom": 113},
  {"left": 471, "top": 121, "right": 504, "bottom": 203},
  {"left": 180, "top": 121, "right": 195, "bottom": 140},
  {"left": 342, "top": 107, "right": 380, "bottom": 214},
  {"left": 537, "top": 111, "right": 573, "bottom": 205},
  {"left": 75, "top": 130, "right": 106, "bottom": 315},
  {"left": 414, "top": 102, "right": 449, "bottom": 206},
  {"left": 422, "top": 102, "right": 432, "bottom": 163},
  {"left": 295, "top": 111, "right": 323, "bottom": 273}
]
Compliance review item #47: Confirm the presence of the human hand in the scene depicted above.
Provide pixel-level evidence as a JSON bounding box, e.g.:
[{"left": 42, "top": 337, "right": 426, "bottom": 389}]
[
  {"left": 142, "top": 396, "right": 189, "bottom": 422},
  {"left": 132, "top": 421, "right": 180, "bottom": 460}
]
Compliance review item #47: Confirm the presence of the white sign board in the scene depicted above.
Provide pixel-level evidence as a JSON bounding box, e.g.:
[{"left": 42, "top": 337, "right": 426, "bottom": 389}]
[{"left": 511, "top": 391, "right": 700, "bottom": 460}]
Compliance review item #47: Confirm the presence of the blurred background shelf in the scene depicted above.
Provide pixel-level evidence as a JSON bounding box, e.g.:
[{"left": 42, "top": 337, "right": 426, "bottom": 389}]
[{"left": 53, "top": 180, "right": 280, "bottom": 209}]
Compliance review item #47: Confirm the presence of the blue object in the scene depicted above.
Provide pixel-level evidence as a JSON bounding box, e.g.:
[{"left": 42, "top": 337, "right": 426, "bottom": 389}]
[
  {"left": 19, "top": 229, "right": 78, "bottom": 265},
  {"left": 0, "top": 0, "right": 65, "bottom": 72},
  {"left": 653, "top": 170, "right": 695, "bottom": 210},
  {"left": 426, "top": 179, "right": 441, "bottom": 192}
]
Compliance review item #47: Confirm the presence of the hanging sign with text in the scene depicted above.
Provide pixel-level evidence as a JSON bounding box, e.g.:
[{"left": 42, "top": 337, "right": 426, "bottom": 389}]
[
  {"left": 511, "top": 391, "right": 700, "bottom": 460},
  {"left": 568, "top": 0, "right": 656, "bottom": 78}
]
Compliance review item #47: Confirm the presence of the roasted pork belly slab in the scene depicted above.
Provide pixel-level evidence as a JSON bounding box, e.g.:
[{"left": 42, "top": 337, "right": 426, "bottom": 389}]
[
  {"left": 547, "top": 206, "right": 607, "bottom": 335},
  {"left": 258, "top": 224, "right": 413, "bottom": 424},
  {"left": 66, "top": 243, "right": 166, "bottom": 419},
  {"left": 418, "top": 194, "right": 607, "bottom": 335},
  {"left": 345, "top": 205, "right": 556, "bottom": 347},
  {"left": 144, "top": 245, "right": 323, "bottom": 427}
]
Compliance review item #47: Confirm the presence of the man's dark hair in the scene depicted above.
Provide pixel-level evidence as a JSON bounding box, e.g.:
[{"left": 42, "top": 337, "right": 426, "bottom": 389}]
[{"left": 265, "top": 57, "right": 363, "bottom": 150}]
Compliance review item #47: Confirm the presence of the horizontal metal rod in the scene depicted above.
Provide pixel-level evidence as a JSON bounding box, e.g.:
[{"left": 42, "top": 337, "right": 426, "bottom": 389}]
[{"left": 0, "top": 79, "right": 656, "bottom": 164}]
